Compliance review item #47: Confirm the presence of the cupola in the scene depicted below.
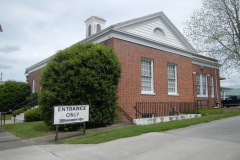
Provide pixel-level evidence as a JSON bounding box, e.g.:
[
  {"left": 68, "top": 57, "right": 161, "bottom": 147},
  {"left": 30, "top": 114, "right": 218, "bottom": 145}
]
[{"left": 84, "top": 16, "right": 106, "bottom": 37}]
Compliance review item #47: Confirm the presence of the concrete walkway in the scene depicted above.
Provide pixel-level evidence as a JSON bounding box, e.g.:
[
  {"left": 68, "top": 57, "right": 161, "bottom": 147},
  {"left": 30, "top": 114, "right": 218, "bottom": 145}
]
[{"left": 0, "top": 116, "right": 240, "bottom": 160}]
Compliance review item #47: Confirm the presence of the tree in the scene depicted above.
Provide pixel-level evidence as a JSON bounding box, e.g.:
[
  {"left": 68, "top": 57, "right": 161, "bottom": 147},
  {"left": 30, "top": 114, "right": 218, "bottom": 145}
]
[
  {"left": 39, "top": 43, "right": 121, "bottom": 127},
  {"left": 184, "top": 0, "right": 240, "bottom": 73},
  {"left": 0, "top": 81, "right": 30, "bottom": 112}
]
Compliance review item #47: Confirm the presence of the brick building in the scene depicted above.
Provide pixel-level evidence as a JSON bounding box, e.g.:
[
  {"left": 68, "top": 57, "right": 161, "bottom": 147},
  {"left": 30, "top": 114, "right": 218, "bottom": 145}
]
[{"left": 25, "top": 12, "right": 221, "bottom": 120}]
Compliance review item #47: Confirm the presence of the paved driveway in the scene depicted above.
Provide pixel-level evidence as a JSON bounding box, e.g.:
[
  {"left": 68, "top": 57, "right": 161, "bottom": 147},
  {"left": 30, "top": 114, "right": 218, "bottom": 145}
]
[{"left": 0, "top": 116, "right": 240, "bottom": 160}]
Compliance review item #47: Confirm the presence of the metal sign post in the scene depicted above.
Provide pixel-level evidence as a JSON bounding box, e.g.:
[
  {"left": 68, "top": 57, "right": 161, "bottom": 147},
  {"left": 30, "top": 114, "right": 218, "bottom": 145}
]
[
  {"left": 83, "top": 122, "right": 86, "bottom": 135},
  {"left": 0, "top": 112, "right": 6, "bottom": 125},
  {"left": 55, "top": 125, "right": 59, "bottom": 141}
]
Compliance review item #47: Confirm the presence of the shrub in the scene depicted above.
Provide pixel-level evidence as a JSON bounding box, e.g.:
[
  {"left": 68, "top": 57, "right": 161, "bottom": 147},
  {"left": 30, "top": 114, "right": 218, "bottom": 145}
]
[
  {"left": 0, "top": 81, "right": 30, "bottom": 112},
  {"left": 25, "top": 108, "right": 42, "bottom": 122},
  {"left": 199, "top": 108, "right": 224, "bottom": 116},
  {"left": 39, "top": 43, "right": 121, "bottom": 128},
  {"left": 26, "top": 93, "right": 38, "bottom": 107},
  {"left": 13, "top": 108, "right": 26, "bottom": 117},
  {"left": 183, "top": 108, "right": 224, "bottom": 116}
]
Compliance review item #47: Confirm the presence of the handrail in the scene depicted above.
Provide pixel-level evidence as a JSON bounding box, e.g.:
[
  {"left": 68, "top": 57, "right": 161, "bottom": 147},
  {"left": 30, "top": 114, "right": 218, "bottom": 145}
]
[
  {"left": 14, "top": 99, "right": 38, "bottom": 110},
  {"left": 133, "top": 106, "right": 143, "bottom": 118},
  {"left": 117, "top": 105, "right": 133, "bottom": 122}
]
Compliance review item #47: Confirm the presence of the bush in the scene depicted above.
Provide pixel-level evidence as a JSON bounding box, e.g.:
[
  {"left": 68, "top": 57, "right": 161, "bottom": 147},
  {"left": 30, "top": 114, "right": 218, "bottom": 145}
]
[
  {"left": 183, "top": 108, "right": 224, "bottom": 116},
  {"left": 25, "top": 108, "right": 42, "bottom": 122},
  {"left": 26, "top": 93, "right": 38, "bottom": 107},
  {"left": 199, "top": 108, "right": 224, "bottom": 116},
  {"left": 13, "top": 108, "right": 26, "bottom": 117},
  {"left": 39, "top": 43, "right": 121, "bottom": 128},
  {"left": 0, "top": 81, "right": 30, "bottom": 112}
]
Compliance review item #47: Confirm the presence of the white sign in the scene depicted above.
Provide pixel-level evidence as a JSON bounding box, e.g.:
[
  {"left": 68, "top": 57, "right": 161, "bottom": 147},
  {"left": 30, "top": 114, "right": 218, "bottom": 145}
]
[{"left": 54, "top": 105, "right": 89, "bottom": 125}]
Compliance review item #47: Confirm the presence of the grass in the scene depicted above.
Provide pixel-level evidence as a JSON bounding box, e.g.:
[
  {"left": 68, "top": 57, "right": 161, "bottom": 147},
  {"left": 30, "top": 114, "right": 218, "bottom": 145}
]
[
  {"left": 58, "top": 111, "right": 240, "bottom": 144},
  {"left": 4, "top": 114, "right": 13, "bottom": 120},
  {"left": 2, "top": 110, "right": 240, "bottom": 143},
  {"left": 2, "top": 121, "right": 54, "bottom": 139}
]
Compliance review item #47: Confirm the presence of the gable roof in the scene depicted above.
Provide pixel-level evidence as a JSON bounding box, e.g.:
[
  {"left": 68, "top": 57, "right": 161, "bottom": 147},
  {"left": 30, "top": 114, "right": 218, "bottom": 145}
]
[
  {"left": 81, "top": 12, "right": 197, "bottom": 56},
  {"left": 26, "top": 12, "right": 219, "bottom": 74}
]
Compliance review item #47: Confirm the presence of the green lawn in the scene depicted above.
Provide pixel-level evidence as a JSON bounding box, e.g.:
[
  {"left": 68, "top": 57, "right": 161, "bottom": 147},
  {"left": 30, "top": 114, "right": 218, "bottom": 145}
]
[
  {"left": 2, "top": 121, "right": 54, "bottom": 138},
  {"left": 5, "top": 114, "right": 13, "bottom": 120}
]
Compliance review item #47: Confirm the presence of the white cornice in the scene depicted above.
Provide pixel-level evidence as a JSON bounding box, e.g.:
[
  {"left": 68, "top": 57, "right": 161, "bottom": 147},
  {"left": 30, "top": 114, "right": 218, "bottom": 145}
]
[
  {"left": 192, "top": 56, "right": 219, "bottom": 69},
  {"left": 25, "top": 56, "right": 52, "bottom": 75},
  {"left": 82, "top": 29, "right": 193, "bottom": 58}
]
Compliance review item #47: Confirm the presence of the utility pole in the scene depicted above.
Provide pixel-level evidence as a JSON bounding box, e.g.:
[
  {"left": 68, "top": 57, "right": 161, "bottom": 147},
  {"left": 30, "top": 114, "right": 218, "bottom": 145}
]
[{"left": 0, "top": 73, "right": 2, "bottom": 82}]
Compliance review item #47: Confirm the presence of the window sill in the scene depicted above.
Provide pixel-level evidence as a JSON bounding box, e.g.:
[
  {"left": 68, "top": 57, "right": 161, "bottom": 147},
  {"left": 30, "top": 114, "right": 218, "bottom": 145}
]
[
  {"left": 197, "top": 95, "right": 208, "bottom": 98},
  {"left": 168, "top": 93, "right": 179, "bottom": 96},
  {"left": 141, "top": 92, "right": 156, "bottom": 96}
]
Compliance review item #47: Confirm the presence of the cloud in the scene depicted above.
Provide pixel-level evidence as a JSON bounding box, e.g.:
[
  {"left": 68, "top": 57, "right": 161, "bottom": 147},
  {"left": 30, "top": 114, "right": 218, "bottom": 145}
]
[
  {"left": 0, "top": 45, "right": 20, "bottom": 53},
  {"left": 0, "top": 63, "right": 13, "bottom": 69}
]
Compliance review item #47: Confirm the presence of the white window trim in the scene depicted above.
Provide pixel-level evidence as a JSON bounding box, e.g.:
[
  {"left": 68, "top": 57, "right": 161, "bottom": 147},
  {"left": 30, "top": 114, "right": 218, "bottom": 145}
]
[
  {"left": 167, "top": 63, "right": 178, "bottom": 95},
  {"left": 197, "top": 74, "right": 208, "bottom": 97},
  {"left": 141, "top": 58, "right": 155, "bottom": 95}
]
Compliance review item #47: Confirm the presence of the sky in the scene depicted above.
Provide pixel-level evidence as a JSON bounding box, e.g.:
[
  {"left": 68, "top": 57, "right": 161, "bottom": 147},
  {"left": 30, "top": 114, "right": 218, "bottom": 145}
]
[{"left": 0, "top": 0, "right": 239, "bottom": 88}]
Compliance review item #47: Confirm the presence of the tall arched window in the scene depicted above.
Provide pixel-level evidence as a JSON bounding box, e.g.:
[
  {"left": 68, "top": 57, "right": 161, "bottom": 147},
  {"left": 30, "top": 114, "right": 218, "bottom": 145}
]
[
  {"left": 97, "top": 24, "right": 101, "bottom": 33},
  {"left": 88, "top": 25, "right": 91, "bottom": 36}
]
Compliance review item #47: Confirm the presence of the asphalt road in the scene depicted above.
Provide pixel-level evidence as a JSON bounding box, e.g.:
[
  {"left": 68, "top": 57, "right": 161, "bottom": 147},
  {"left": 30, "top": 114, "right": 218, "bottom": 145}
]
[{"left": 0, "top": 116, "right": 240, "bottom": 160}]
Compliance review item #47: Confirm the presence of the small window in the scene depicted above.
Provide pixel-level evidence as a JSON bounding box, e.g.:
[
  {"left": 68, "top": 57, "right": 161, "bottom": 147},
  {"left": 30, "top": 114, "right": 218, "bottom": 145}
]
[
  {"left": 97, "top": 24, "right": 101, "bottom": 33},
  {"left": 88, "top": 25, "right": 91, "bottom": 36},
  {"left": 153, "top": 28, "right": 165, "bottom": 38}
]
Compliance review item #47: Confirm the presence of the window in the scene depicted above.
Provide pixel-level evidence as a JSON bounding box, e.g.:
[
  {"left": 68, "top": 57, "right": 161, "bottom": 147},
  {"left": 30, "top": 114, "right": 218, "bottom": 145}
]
[
  {"left": 210, "top": 76, "right": 214, "bottom": 97},
  {"left": 141, "top": 59, "right": 154, "bottom": 94},
  {"left": 153, "top": 28, "right": 165, "bottom": 38},
  {"left": 97, "top": 24, "right": 101, "bottom": 33},
  {"left": 32, "top": 79, "right": 36, "bottom": 93},
  {"left": 168, "top": 63, "right": 178, "bottom": 95},
  {"left": 196, "top": 74, "right": 208, "bottom": 97},
  {"left": 88, "top": 25, "right": 91, "bottom": 36}
]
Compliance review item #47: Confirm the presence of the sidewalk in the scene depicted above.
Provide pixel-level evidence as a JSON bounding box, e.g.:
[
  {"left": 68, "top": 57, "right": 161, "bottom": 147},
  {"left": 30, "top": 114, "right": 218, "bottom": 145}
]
[{"left": 0, "top": 126, "right": 33, "bottom": 151}]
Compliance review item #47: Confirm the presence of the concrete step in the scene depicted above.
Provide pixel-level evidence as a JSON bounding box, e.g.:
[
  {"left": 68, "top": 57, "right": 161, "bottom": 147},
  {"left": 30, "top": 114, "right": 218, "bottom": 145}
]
[{"left": 11, "top": 112, "right": 25, "bottom": 123}]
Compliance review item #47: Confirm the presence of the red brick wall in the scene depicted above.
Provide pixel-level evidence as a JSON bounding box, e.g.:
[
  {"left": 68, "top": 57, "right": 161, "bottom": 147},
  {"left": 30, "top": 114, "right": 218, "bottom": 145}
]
[
  {"left": 27, "top": 69, "right": 42, "bottom": 93},
  {"left": 192, "top": 64, "right": 221, "bottom": 107},
  {"left": 27, "top": 38, "right": 221, "bottom": 120},
  {"left": 104, "top": 38, "right": 195, "bottom": 118}
]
